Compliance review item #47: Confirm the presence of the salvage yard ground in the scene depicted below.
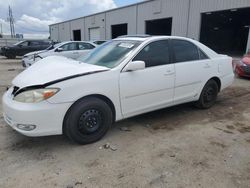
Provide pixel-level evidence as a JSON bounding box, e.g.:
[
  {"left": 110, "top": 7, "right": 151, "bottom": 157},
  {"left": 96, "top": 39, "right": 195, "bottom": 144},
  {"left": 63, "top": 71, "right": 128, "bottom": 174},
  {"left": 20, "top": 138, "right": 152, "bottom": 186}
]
[{"left": 0, "top": 56, "right": 250, "bottom": 188}]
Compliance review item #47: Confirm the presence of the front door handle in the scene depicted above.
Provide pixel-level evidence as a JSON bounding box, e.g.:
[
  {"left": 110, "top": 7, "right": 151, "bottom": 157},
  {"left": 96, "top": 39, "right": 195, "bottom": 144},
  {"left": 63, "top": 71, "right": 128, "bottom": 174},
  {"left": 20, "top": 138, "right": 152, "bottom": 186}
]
[{"left": 204, "top": 63, "right": 211, "bottom": 68}]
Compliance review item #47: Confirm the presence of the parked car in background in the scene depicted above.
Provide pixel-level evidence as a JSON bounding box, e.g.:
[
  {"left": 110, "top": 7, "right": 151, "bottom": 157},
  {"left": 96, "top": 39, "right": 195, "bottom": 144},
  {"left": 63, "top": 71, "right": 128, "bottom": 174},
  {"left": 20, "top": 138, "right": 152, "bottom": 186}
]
[
  {"left": 0, "top": 40, "right": 51, "bottom": 59},
  {"left": 234, "top": 50, "right": 250, "bottom": 78},
  {"left": 22, "top": 41, "right": 97, "bottom": 68},
  {"left": 2, "top": 36, "right": 234, "bottom": 144}
]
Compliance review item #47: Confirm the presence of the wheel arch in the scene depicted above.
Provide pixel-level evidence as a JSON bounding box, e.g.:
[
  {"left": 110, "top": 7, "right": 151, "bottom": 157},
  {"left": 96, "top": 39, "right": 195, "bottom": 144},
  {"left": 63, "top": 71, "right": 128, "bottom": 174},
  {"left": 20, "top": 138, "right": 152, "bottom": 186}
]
[
  {"left": 63, "top": 94, "right": 116, "bottom": 134},
  {"left": 209, "top": 77, "right": 221, "bottom": 92}
]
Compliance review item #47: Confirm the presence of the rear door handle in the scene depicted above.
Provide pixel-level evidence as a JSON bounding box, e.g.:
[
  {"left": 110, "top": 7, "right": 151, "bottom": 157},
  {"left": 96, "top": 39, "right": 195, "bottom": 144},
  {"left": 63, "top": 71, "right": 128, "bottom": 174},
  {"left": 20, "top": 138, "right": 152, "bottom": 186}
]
[{"left": 73, "top": 52, "right": 79, "bottom": 54}]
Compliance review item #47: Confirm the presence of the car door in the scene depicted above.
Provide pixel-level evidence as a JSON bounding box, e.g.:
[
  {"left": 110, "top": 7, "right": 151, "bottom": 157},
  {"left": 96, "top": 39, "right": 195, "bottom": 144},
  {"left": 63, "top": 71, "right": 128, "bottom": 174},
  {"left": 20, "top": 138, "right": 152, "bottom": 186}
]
[
  {"left": 29, "top": 41, "right": 40, "bottom": 52},
  {"left": 172, "top": 39, "right": 217, "bottom": 105},
  {"left": 77, "top": 42, "right": 95, "bottom": 58},
  {"left": 120, "top": 40, "right": 175, "bottom": 118},
  {"left": 57, "top": 42, "right": 78, "bottom": 59},
  {"left": 16, "top": 41, "right": 29, "bottom": 56}
]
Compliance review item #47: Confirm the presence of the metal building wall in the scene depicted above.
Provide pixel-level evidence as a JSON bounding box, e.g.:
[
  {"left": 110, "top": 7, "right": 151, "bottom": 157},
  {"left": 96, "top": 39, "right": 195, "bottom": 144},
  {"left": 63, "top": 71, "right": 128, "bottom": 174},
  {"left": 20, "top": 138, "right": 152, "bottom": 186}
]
[
  {"left": 84, "top": 13, "right": 105, "bottom": 40},
  {"left": 137, "top": 0, "right": 189, "bottom": 36},
  {"left": 58, "top": 22, "right": 70, "bottom": 41},
  {"left": 50, "top": 25, "right": 59, "bottom": 41},
  {"left": 188, "top": 0, "right": 250, "bottom": 40},
  {"left": 70, "top": 18, "right": 85, "bottom": 41},
  {"left": 105, "top": 5, "right": 137, "bottom": 39},
  {"left": 49, "top": 0, "right": 250, "bottom": 49}
]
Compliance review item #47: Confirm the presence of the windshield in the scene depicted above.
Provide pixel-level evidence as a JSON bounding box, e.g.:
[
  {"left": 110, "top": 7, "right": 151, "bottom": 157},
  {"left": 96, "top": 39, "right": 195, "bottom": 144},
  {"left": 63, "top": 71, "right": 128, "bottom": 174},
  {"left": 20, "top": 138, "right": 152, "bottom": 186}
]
[
  {"left": 46, "top": 43, "right": 61, "bottom": 50},
  {"left": 14, "top": 41, "right": 24, "bottom": 46},
  {"left": 77, "top": 40, "right": 141, "bottom": 68}
]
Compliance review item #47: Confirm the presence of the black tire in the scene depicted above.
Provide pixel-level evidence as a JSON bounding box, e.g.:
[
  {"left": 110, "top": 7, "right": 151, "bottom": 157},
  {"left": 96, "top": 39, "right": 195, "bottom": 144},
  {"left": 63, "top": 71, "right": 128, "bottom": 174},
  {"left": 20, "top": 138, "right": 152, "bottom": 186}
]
[
  {"left": 195, "top": 80, "right": 219, "bottom": 109},
  {"left": 63, "top": 97, "right": 113, "bottom": 144}
]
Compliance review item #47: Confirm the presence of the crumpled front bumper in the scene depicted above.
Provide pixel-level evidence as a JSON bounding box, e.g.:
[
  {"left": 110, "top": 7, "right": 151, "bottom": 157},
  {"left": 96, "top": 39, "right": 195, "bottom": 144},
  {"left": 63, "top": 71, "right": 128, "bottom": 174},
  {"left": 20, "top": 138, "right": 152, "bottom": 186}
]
[{"left": 2, "top": 87, "right": 72, "bottom": 137}]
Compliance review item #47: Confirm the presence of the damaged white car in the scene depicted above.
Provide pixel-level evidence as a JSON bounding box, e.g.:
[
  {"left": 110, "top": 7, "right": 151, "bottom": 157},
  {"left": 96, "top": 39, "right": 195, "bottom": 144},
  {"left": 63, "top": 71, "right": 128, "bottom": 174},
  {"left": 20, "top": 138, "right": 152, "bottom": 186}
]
[{"left": 2, "top": 36, "right": 234, "bottom": 144}]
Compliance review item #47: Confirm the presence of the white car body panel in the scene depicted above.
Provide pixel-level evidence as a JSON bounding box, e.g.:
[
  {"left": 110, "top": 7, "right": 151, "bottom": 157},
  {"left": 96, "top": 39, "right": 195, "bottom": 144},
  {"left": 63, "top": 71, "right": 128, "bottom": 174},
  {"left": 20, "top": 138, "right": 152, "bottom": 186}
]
[
  {"left": 120, "top": 64, "right": 175, "bottom": 118},
  {"left": 14, "top": 56, "right": 109, "bottom": 88},
  {"left": 2, "top": 36, "right": 234, "bottom": 137}
]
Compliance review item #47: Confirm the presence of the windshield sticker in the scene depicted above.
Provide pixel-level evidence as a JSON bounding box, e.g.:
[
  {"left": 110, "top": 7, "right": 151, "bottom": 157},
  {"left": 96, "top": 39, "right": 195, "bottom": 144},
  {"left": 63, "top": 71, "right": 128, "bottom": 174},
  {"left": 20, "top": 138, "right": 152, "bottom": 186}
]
[{"left": 118, "top": 43, "right": 135, "bottom": 49}]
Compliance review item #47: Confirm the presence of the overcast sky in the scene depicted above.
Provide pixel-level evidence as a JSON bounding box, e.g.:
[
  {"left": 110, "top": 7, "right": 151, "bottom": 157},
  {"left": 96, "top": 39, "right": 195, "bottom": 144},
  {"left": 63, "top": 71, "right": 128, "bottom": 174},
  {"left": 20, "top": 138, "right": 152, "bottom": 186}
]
[{"left": 0, "top": 0, "right": 142, "bottom": 38}]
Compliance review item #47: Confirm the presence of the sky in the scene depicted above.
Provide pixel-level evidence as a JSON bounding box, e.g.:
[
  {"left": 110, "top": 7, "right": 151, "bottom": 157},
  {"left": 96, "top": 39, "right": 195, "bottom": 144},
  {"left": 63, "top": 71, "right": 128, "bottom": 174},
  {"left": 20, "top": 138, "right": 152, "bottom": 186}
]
[{"left": 0, "top": 0, "right": 143, "bottom": 39}]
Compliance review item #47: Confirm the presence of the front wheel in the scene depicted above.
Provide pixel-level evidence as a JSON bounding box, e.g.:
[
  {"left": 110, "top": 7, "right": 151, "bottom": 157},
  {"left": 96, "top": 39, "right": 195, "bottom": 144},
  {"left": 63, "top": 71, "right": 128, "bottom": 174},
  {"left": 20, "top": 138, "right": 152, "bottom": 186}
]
[
  {"left": 63, "top": 97, "right": 113, "bottom": 144},
  {"left": 195, "top": 80, "right": 219, "bottom": 109}
]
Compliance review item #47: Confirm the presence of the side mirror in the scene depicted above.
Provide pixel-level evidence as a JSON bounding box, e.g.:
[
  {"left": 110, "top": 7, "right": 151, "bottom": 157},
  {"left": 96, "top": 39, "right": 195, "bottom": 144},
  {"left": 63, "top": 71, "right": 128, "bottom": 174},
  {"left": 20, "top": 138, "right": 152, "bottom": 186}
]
[
  {"left": 18, "top": 44, "right": 23, "bottom": 47},
  {"left": 56, "top": 47, "right": 63, "bottom": 52},
  {"left": 124, "top": 60, "right": 145, "bottom": 72}
]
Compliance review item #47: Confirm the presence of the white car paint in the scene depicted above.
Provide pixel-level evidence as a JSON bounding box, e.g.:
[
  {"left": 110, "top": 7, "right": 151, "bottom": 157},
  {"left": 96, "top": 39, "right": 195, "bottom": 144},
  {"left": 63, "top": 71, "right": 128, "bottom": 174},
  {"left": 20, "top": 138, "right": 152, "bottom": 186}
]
[
  {"left": 2, "top": 36, "right": 234, "bottom": 137},
  {"left": 22, "top": 41, "right": 97, "bottom": 68}
]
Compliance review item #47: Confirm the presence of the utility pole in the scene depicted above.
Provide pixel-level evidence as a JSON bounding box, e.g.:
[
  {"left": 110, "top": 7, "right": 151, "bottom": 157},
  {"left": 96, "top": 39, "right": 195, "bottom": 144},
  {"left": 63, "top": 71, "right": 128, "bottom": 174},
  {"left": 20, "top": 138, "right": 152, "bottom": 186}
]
[
  {"left": 7, "top": 5, "right": 15, "bottom": 38},
  {"left": 0, "top": 23, "right": 2, "bottom": 34}
]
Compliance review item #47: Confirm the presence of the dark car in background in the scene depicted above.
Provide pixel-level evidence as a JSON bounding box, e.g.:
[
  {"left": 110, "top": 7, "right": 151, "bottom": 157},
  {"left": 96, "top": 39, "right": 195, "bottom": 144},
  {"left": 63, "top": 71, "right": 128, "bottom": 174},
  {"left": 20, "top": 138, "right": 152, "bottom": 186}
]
[{"left": 0, "top": 40, "right": 51, "bottom": 59}]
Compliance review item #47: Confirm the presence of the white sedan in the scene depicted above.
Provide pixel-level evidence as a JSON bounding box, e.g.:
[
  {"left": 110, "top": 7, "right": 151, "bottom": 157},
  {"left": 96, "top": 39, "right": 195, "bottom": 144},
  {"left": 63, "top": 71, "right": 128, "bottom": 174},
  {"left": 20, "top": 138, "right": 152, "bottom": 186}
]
[
  {"left": 22, "top": 41, "right": 97, "bottom": 68},
  {"left": 3, "top": 36, "right": 234, "bottom": 144}
]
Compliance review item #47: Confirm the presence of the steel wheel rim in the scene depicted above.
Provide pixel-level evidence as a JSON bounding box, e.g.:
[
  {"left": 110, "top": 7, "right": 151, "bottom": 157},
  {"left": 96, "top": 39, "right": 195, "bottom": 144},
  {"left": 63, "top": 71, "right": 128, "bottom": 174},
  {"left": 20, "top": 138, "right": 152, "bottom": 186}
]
[{"left": 78, "top": 109, "right": 103, "bottom": 135}]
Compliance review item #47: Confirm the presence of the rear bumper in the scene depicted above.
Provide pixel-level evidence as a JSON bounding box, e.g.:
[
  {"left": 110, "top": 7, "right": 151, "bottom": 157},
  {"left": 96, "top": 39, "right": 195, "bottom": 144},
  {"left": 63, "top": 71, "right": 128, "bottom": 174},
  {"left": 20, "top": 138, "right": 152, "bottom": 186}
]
[
  {"left": 220, "top": 73, "right": 235, "bottom": 91},
  {"left": 2, "top": 88, "right": 72, "bottom": 137}
]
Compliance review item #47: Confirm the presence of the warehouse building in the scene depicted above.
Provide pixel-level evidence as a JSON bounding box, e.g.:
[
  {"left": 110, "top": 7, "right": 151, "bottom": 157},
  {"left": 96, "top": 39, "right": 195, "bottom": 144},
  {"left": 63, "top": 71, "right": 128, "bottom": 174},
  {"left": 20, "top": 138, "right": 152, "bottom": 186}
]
[{"left": 49, "top": 0, "right": 250, "bottom": 56}]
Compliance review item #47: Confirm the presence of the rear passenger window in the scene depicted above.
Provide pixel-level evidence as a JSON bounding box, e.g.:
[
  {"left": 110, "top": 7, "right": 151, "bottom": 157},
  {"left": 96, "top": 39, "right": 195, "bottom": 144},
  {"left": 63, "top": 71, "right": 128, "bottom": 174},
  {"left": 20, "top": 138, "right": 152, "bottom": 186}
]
[
  {"left": 199, "top": 49, "right": 209, "bottom": 60},
  {"left": 133, "top": 40, "right": 170, "bottom": 68},
  {"left": 172, "top": 40, "right": 199, "bottom": 63},
  {"left": 78, "top": 42, "right": 95, "bottom": 50},
  {"left": 61, "top": 43, "right": 78, "bottom": 51},
  {"left": 30, "top": 41, "right": 40, "bottom": 46}
]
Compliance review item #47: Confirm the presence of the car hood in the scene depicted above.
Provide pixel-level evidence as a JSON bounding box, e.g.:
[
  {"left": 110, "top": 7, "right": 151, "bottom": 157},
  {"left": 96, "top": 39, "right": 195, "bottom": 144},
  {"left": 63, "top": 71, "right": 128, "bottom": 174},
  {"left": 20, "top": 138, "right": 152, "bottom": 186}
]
[
  {"left": 12, "top": 56, "right": 110, "bottom": 88},
  {"left": 24, "top": 50, "right": 47, "bottom": 57}
]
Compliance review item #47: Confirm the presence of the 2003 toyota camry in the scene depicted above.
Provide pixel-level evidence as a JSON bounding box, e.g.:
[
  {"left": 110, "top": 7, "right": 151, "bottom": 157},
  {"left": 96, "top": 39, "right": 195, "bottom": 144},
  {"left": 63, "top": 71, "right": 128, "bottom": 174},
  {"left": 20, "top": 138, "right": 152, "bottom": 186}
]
[{"left": 2, "top": 36, "right": 234, "bottom": 144}]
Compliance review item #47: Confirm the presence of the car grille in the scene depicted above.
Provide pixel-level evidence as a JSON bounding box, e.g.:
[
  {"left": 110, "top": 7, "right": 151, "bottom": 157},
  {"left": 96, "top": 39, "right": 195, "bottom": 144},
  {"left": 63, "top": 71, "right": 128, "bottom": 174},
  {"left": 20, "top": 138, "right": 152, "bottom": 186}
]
[{"left": 241, "top": 65, "right": 250, "bottom": 75}]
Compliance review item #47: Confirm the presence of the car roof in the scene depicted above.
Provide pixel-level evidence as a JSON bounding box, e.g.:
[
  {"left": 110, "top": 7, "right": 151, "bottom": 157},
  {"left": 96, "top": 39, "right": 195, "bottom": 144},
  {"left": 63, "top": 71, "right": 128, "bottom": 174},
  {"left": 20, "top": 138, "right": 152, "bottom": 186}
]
[
  {"left": 58, "top": 41, "right": 97, "bottom": 46},
  {"left": 113, "top": 35, "right": 195, "bottom": 42}
]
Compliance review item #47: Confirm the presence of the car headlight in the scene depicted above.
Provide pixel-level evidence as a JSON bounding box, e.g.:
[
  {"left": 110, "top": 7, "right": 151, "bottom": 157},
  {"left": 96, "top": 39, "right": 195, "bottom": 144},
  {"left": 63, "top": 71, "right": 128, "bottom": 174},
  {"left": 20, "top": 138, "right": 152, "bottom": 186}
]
[{"left": 14, "top": 88, "right": 60, "bottom": 103}]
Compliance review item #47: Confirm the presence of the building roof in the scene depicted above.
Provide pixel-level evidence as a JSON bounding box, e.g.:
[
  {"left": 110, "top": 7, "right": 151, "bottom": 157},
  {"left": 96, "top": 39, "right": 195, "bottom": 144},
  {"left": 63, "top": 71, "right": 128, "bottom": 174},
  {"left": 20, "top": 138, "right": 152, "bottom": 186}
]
[{"left": 49, "top": 0, "right": 154, "bottom": 26}]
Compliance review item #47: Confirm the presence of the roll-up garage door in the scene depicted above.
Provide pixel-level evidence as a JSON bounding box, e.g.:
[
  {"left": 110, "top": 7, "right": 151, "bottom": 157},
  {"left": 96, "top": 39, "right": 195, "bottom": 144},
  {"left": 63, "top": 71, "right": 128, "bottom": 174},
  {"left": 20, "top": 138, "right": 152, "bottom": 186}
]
[{"left": 89, "top": 27, "right": 101, "bottom": 40}]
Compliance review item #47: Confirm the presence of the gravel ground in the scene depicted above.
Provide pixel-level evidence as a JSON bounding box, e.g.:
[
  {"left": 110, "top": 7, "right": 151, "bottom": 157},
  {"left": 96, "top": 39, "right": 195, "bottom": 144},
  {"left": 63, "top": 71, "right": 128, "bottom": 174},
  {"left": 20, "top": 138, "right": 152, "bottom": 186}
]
[{"left": 0, "top": 56, "right": 250, "bottom": 188}]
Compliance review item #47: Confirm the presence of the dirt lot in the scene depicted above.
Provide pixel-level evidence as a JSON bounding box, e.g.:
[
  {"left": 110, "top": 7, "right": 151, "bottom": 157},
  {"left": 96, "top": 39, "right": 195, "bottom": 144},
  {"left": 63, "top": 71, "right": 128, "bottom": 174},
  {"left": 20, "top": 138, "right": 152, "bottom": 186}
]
[{"left": 0, "top": 56, "right": 250, "bottom": 188}]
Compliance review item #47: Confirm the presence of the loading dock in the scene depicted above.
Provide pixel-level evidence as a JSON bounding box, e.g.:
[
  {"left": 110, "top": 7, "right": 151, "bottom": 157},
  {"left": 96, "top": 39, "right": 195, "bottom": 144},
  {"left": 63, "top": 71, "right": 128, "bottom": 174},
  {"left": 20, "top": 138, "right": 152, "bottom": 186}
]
[
  {"left": 200, "top": 7, "right": 250, "bottom": 56},
  {"left": 111, "top": 23, "right": 128, "bottom": 39},
  {"left": 145, "top": 18, "right": 172, "bottom": 36},
  {"left": 73, "top": 30, "right": 81, "bottom": 41}
]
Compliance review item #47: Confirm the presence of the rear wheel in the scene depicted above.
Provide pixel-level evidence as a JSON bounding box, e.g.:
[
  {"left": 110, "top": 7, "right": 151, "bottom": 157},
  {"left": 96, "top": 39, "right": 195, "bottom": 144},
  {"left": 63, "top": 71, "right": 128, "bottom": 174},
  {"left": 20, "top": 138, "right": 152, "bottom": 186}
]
[
  {"left": 64, "top": 97, "right": 113, "bottom": 144},
  {"left": 195, "top": 80, "right": 219, "bottom": 109}
]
